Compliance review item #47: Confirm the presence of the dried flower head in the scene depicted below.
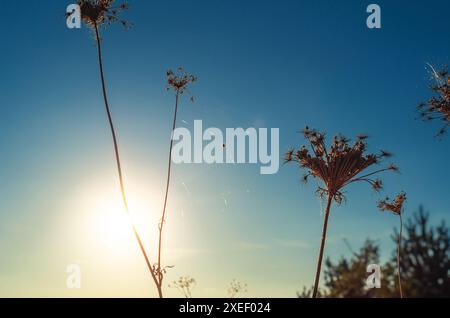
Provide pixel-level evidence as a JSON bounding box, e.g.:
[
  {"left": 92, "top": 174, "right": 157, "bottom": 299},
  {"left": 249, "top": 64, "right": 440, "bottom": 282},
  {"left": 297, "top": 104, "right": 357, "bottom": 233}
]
[
  {"left": 74, "top": 0, "right": 131, "bottom": 28},
  {"left": 418, "top": 65, "right": 450, "bottom": 137},
  {"left": 166, "top": 67, "right": 197, "bottom": 98},
  {"left": 378, "top": 191, "right": 407, "bottom": 298},
  {"left": 169, "top": 276, "right": 196, "bottom": 298},
  {"left": 285, "top": 127, "right": 398, "bottom": 204},
  {"left": 228, "top": 279, "right": 247, "bottom": 298},
  {"left": 378, "top": 192, "right": 407, "bottom": 216}
]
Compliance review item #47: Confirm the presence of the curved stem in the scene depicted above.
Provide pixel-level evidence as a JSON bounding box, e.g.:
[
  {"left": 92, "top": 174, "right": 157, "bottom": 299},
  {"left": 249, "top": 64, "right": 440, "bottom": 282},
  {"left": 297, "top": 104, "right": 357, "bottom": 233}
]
[
  {"left": 352, "top": 168, "right": 392, "bottom": 181},
  {"left": 312, "top": 193, "right": 333, "bottom": 298},
  {"left": 156, "top": 91, "right": 180, "bottom": 298},
  {"left": 94, "top": 24, "right": 160, "bottom": 296},
  {"left": 397, "top": 214, "right": 404, "bottom": 298}
]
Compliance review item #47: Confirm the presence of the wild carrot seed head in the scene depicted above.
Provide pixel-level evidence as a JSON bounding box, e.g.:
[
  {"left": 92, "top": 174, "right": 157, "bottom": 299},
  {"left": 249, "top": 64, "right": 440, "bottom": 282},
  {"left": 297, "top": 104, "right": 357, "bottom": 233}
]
[
  {"left": 418, "top": 65, "right": 450, "bottom": 137},
  {"left": 75, "top": 0, "right": 131, "bottom": 29},
  {"left": 166, "top": 67, "right": 197, "bottom": 98},
  {"left": 285, "top": 127, "right": 398, "bottom": 204},
  {"left": 378, "top": 192, "right": 407, "bottom": 216}
]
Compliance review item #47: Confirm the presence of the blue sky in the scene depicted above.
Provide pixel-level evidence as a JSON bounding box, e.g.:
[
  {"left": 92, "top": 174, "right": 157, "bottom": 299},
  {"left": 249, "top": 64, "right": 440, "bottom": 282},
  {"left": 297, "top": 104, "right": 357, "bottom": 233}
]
[{"left": 0, "top": 0, "right": 449, "bottom": 297}]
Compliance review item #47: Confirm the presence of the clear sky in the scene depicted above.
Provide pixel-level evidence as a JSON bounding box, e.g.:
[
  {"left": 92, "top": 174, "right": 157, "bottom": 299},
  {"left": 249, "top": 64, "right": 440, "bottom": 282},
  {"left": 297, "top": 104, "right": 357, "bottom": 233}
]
[{"left": 0, "top": 0, "right": 449, "bottom": 297}]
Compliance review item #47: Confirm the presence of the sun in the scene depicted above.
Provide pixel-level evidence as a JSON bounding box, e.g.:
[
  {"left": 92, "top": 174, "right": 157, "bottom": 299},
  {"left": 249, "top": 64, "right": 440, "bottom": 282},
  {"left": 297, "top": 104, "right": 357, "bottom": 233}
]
[
  {"left": 68, "top": 177, "right": 184, "bottom": 265},
  {"left": 78, "top": 180, "right": 162, "bottom": 259},
  {"left": 91, "top": 197, "right": 135, "bottom": 254}
]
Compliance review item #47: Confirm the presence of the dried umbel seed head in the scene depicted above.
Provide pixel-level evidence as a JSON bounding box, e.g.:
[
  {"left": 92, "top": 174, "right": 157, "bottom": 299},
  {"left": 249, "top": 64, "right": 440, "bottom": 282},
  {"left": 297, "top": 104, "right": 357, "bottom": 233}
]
[
  {"left": 166, "top": 67, "right": 197, "bottom": 98},
  {"left": 378, "top": 192, "right": 407, "bottom": 216},
  {"left": 169, "top": 276, "right": 196, "bottom": 290},
  {"left": 228, "top": 279, "right": 247, "bottom": 297},
  {"left": 75, "top": 0, "right": 131, "bottom": 29},
  {"left": 168, "top": 276, "right": 196, "bottom": 297},
  {"left": 285, "top": 127, "right": 398, "bottom": 204},
  {"left": 418, "top": 65, "right": 450, "bottom": 137}
]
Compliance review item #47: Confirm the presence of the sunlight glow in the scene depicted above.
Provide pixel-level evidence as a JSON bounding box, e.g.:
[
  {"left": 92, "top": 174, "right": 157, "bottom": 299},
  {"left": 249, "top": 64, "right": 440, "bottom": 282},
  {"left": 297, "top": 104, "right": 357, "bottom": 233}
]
[
  {"left": 74, "top": 178, "right": 164, "bottom": 260},
  {"left": 91, "top": 197, "right": 135, "bottom": 254},
  {"left": 65, "top": 174, "right": 189, "bottom": 274}
]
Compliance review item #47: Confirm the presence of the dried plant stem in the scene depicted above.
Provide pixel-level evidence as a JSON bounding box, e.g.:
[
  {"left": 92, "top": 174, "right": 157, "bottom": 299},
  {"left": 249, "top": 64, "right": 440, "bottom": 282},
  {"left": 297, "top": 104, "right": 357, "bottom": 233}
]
[
  {"left": 397, "top": 214, "right": 404, "bottom": 298},
  {"left": 94, "top": 24, "right": 160, "bottom": 294},
  {"left": 312, "top": 194, "right": 333, "bottom": 298},
  {"left": 156, "top": 92, "right": 180, "bottom": 298}
]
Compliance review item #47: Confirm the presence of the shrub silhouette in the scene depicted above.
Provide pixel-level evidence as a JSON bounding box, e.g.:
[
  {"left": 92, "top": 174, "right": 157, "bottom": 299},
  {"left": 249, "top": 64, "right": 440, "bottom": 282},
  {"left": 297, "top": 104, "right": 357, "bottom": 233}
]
[{"left": 298, "top": 207, "right": 450, "bottom": 298}]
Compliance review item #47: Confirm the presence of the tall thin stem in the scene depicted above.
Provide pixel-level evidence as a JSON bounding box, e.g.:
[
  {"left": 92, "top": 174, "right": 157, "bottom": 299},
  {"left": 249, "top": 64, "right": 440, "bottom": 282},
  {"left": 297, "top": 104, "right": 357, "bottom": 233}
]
[
  {"left": 312, "top": 193, "right": 333, "bottom": 298},
  {"left": 93, "top": 24, "right": 160, "bottom": 295},
  {"left": 156, "top": 91, "right": 180, "bottom": 298},
  {"left": 397, "top": 214, "right": 404, "bottom": 298}
]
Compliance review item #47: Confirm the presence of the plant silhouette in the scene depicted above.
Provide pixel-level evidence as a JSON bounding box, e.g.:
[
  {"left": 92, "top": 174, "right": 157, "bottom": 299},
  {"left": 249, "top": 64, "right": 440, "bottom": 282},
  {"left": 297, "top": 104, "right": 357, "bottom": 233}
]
[
  {"left": 155, "top": 67, "right": 197, "bottom": 297},
  {"left": 418, "top": 64, "right": 450, "bottom": 137},
  {"left": 378, "top": 192, "right": 407, "bottom": 298},
  {"left": 285, "top": 127, "right": 398, "bottom": 298},
  {"left": 228, "top": 279, "right": 248, "bottom": 298},
  {"left": 74, "top": 0, "right": 160, "bottom": 293},
  {"left": 169, "top": 276, "right": 196, "bottom": 298}
]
